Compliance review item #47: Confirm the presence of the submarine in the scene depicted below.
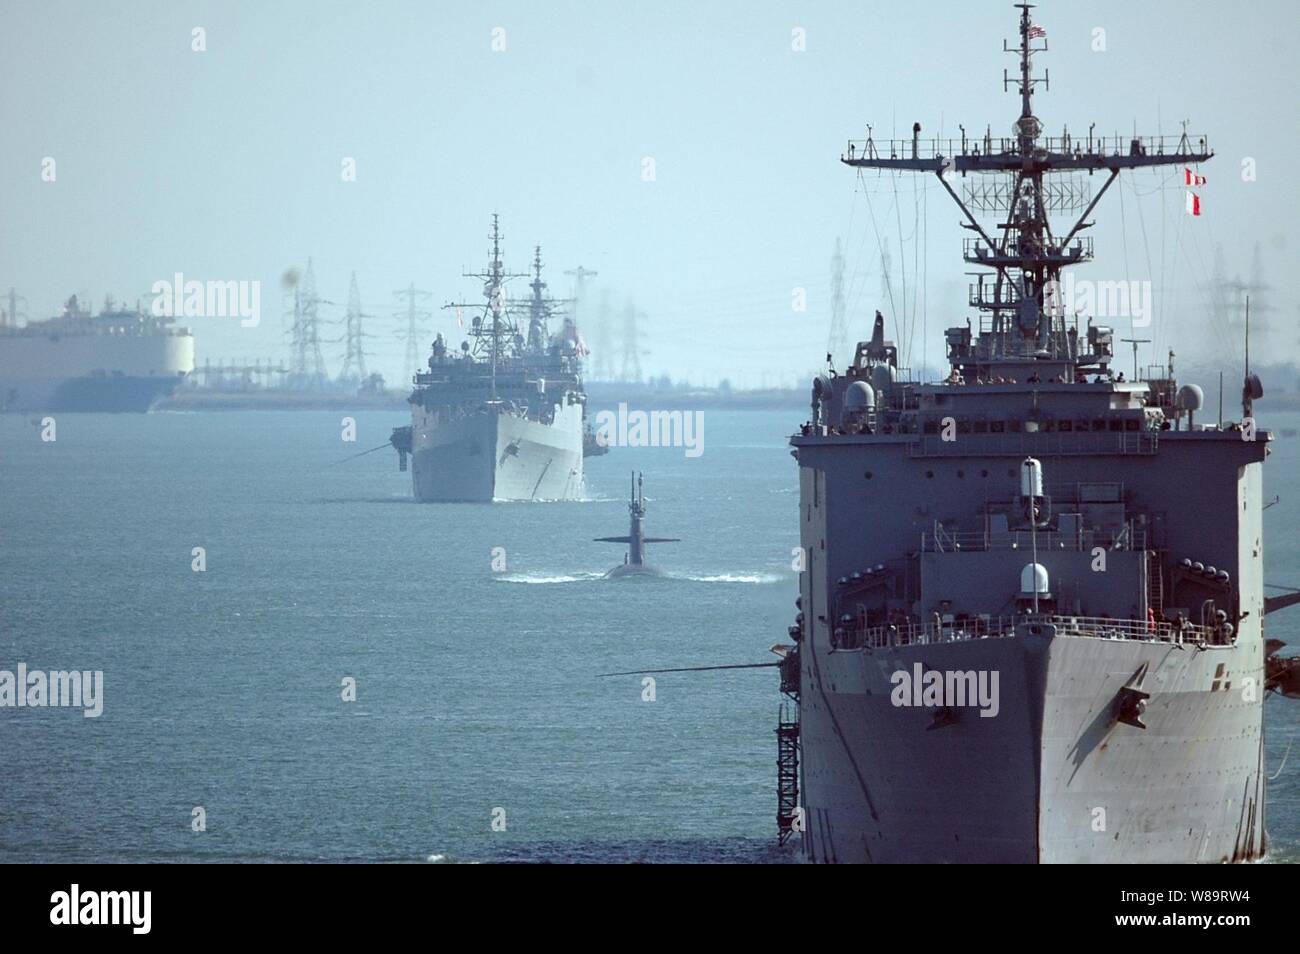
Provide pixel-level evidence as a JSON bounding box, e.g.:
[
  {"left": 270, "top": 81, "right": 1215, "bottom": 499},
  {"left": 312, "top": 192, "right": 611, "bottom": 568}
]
[{"left": 595, "top": 472, "right": 679, "bottom": 578}]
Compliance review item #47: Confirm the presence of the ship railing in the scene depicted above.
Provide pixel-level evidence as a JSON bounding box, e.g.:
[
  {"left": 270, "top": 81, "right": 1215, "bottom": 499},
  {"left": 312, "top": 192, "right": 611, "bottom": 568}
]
[
  {"left": 968, "top": 280, "right": 1022, "bottom": 309},
  {"left": 1042, "top": 480, "right": 1124, "bottom": 504},
  {"left": 1048, "top": 614, "right": 1216, "bottom": 643},
  {"left": 962, "top": 236, "right": 1094, "bottom": 264},
  {"left": 838, "top": 613, "right": 1217, "bottom": 651},
  {"left": 849, "top": 616, "right": 1019, "bottom": 649},
  {"left": 841, "top": 133, "right": 1209, "bottom": 163},
  {"left": 974, "top": 314, "right": 1089, "bottom": 338},
  {"left": 909, "top": 431, "right": 1158, "bottom": 457},
  {"left": 922, "top": 527, "right": 1147, "bottom": 553}
]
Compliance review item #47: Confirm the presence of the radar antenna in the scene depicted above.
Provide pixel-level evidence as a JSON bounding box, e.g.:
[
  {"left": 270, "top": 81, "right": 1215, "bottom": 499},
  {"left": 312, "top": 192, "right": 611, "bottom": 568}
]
[
  {"left": 840, "top": 3, "right": 1213, "bottom": 375},
  {"left": 441, "top": 214, "right": 527, "bottom": 401}
]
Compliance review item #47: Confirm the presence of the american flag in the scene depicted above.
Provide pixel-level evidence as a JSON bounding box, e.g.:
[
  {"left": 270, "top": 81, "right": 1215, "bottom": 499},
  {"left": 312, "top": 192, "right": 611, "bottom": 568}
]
[{"left": 1028, "top": 23, "right": 1047, "bottom": 39}]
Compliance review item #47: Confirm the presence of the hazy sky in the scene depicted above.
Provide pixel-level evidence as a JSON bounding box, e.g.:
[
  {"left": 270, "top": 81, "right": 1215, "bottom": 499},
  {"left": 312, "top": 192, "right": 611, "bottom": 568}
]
[{"left": 2, "top": 0, "right": 1296, "bottom": 388}]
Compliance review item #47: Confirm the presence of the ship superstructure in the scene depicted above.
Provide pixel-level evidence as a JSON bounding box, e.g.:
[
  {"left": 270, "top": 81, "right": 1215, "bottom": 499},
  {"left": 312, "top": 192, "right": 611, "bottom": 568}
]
[
  {"left": 780, "top": 5, "right": 1294, "bottom": 862},
  {"left": 0, "top": 295, "right": 194, "bottom": 412},
  {"left": 392, "top": 216, "right": 586, "bottom": 501}
]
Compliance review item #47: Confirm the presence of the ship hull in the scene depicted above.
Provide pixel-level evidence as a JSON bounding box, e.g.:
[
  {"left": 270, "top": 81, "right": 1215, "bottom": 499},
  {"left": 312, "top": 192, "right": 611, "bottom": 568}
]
[
  {"left": 0, "top": 330, "right": 194, "bottom": 413},
  {"left": 604, "top": 564, "right": 665, "bottom": 578},
  {"left": 2, "top": 373, "right": 189, "bottom": 413},
  {"left": 798, "top": 632, "right": 1266, "bottom": 863},
  {"left": 410, "top": 405, "right": 584, "bottom": 502}
]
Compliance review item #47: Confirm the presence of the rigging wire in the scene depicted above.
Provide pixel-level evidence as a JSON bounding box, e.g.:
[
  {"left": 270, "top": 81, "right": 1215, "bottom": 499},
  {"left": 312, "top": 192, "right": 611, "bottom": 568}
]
[
  {"left": 862, "top": 173, "right": 901, "bottom": 338},
  {"left": 835, "top": 167, "right": 861, "bottom": 355},
  {"left": 922, "top": 172, "right": 929, "bottom": 379},
  {"left": 1130, "top": 174, "right": 1159, "bottom": 369},
  {"left": 1268, "top": 706, "right": 1295, "bottom": 782},
  {"left": 1178, "top": 203, "right": 1238, "bottom": 363},
  {"left": 909, "top": 171, "right": 921, "bottom": 371},
  {"left": 847, "top": 174, "right": 884, "bottom": 341},
  {"left": 1158, "top": 168, "right": 1170, "bottom": 362},
  {"left": 892, "top": 171, "right": 909, "bottom": 360},
  {"left": 844, "top": 172, "right": 880, "bottom": 327},
  {"left": 1117, "top": 169, "right": 1135, "bottom": 350}
]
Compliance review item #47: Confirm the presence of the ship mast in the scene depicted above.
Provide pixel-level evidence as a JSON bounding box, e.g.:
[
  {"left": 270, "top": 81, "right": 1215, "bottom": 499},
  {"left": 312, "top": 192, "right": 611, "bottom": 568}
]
[
  {"left": 442, "top": 214, "right": 525, "bottom": 401},
  {"left": 530, "top": 246, "right": 546, "bottom": 352},
  {"left": 841, "top": 3, "right": 1213, "bottom": 372},
  {"left": 487, "top": 216, "right": 505, "bottom": 398},
  {"left": 505, "top": 245, "right": 576, "bottom": 359}
]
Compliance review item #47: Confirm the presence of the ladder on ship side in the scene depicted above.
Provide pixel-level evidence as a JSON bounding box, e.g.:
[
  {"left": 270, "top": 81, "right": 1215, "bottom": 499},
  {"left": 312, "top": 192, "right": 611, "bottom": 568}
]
[
  {"left": 1149, "top": 552, "right": 1165, "bottom": 621},
  {"left": 776, "top": 703, "right": 801, "bottom": 845}
]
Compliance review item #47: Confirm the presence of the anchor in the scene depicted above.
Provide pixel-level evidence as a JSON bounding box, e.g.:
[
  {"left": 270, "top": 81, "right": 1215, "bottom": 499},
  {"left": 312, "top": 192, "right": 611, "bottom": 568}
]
[{"left": 1115, "top": 662, "right": 1151, "bottom": 729}]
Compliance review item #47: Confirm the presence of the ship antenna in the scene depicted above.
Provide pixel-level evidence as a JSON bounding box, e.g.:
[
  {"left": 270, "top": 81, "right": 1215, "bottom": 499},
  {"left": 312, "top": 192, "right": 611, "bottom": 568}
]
[
  {"left": 490, "top": 214, "right": 502, "bottom": 400},
  {"left": 1013, "top": 4, "right": 1035, "bottom": 127},
  {"left": 1120, "top": 336, "right": 1150, "bottom": 381},
  {"left": 1218, "top": 370, "right": 1224, "bottom": 428},
  {"left": 441, "top": 214, "right": 527, "bottom": 402},
  {"left": 1242, "top": 294, "right": 1252, "bottom": 420},
  {"left": 1244, "top": 294, "right": 1250, "bottom": 383},
  {"left": 526, "top": 244, "right": 546, "bottom": 354},
  {"left": 840, "top": 5, "right": 1211, "bottom": 377}
]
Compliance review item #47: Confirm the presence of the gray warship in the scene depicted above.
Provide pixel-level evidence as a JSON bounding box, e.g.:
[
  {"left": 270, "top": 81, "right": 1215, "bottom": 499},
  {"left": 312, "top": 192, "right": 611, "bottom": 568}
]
[
  {"left": 775, "top": 5, "right": 1300, "bottom": 863},
  {"left": 390, "top": 216, "right": 587, "bottom": 502},
  {"left": 595, "top": 472, "right": 679, "bottom": 577}
]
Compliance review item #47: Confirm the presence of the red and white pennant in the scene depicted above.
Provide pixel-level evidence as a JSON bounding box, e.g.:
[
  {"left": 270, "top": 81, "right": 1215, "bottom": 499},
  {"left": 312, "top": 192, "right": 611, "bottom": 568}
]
[{"left": 1184, "top": 167, "right": 1206, "bottom": 216}]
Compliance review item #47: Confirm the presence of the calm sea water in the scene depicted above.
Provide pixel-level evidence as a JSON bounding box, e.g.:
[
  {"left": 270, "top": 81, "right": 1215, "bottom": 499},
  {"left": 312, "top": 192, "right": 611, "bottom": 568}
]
[{"left": 1, "top": 407, "right": 1297, "bottom": 863}]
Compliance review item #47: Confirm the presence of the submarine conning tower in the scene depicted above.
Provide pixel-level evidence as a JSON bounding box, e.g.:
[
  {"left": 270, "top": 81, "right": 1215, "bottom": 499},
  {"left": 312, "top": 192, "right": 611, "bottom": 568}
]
[
  {"left": 594, "top": 471, "right": 680, "bottom": 571},
  {"left": 624, "top": 470, "right": 649, "bottom": 566}
]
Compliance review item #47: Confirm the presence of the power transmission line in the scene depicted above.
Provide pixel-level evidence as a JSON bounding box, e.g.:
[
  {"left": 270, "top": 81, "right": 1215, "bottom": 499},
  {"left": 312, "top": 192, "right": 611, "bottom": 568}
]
[
  {"left": 394, "top": 282, "right": 433, "bottom": 384},
  {"left": 826, "top": 238, "right": 847, "bottom": 359},
  {"left": 337, "top": 271, "right": 374, "bottom": 383}
]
